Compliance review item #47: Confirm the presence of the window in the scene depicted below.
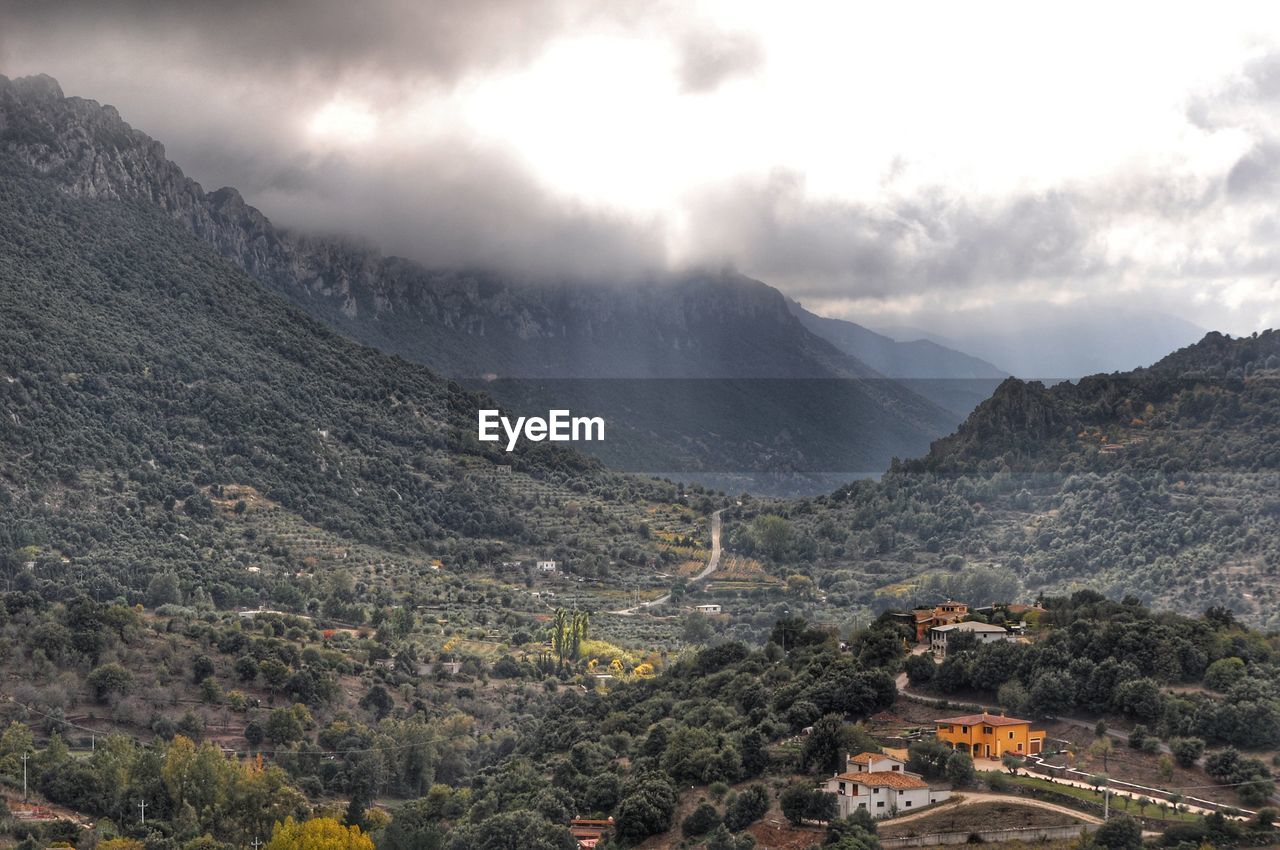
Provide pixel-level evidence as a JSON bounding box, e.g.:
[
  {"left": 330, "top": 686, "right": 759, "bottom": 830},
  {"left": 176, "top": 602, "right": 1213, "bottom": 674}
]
[
  {"left": 905, "top": 800, "right": 913, "bottom": 807},
  {"left": 877, "top": 801, "right": 885, "bottom": 808},
  {"left": 892, "top": 765, "right": 900, "bottom": 771},
  {"left": 1009, "top": 732, "right": 1014, "bottom": 739},
  {"left": 858, "top": 803, "right": 866, "bottom": 809},
  {"left": 984, "top": 726, "right": 993, "bottom": 734}
]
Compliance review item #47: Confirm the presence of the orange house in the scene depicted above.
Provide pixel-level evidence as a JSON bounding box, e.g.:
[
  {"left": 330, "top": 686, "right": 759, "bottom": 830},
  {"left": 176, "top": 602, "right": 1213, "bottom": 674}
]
[
  {"left": 935, "top": 712, "right": 1045, "bottom": 758},
  {"left": 912, "top": 601, "right": 969, "bottom": 642}
]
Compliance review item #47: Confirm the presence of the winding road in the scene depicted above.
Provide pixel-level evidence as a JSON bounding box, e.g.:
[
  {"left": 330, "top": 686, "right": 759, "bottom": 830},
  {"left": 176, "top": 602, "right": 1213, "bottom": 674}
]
[{"left": 611, "top": 509, "right": 722, "bottom": 615}]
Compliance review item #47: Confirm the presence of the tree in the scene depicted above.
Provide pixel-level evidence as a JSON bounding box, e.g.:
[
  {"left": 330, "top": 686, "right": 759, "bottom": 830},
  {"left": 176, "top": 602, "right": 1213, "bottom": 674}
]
[
  {"left": 724, "top": 784, "right": 769, "bottom": 831},
  {"left": 704, "top": 824, "right": 755, "bottom": 850},
  {"left": 682, "top": 801, "right": 721, "bottom": 837},
  {"left": 1089, "top": 737, "right": 1114, "bottom": 771},
  {"left": 146, "top": 572, "right": 182, "bottom": 608},
  {"left": 1170, "top": 737, "right": 1204, "bottom": 768},
  {"left": 1094, "top": 815, "right": 1142, "bottom": 850},
  {"left": 192, "top": 655, "right": 215, "bottom": 684},
  {"left": 359, "top": 685, "right": 393, "bottom": 720},
  {"left": 265, "top": 818, "right": 372, "bottom": 850},
  {"left": 800, "top": 715, "right": 850, "bottom": 775},
  {"left": 381, "top": 799, "right": 447, "bottom": 850},
  {"left": 265, "top": 707, "right": 305, "bottom": 745},
  {"left": 751, "top": 515, "right": 792, "bottom": 560},
  {"left": 87, "top": 663, "right": 133, "bottom": 703},
  {"left": 1001, "top": 754, "right": 1021, "bottom": 775},
  {"left": 903, "top": 654, "right": 936, "bottom": 687},
  {"left": 615, "top": 772, "right": 677, "bottom": 844},
  {"left": 1203, "top": 657, "right": 1246, "bottom": 692},
  {"left": 682, "top": 613, "right": 714, "bottom": 644},
  {"left": 780, "top": 783, "right": 836, "bottom": 825},
  {"left": 944, "top": 751, "right": 975, "bottom": 788}
]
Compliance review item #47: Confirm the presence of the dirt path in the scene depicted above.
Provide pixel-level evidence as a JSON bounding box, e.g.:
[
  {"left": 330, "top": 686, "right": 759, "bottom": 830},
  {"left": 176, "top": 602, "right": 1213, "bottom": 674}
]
[
  {"left": 884, "top": 791, "right": 1102, "bottom": 827},
  {"left": 611, "top": 509, "right": 722, "bottom": 615}
]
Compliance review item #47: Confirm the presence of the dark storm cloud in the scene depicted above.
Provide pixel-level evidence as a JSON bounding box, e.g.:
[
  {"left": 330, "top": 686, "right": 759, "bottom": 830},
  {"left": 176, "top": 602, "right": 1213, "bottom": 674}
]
[
  {"left": 0, "top": 0, "right": 577, "bottom": 87},
  {"left": 0, "top": 0, "right": 668, "bottom": 279}
]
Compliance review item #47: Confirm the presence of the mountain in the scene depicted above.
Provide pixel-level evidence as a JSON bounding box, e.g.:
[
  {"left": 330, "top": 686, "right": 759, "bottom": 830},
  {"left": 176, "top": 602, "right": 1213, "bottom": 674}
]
[
  {"left": 786, "top": 299, "right": 1007, "bottom": 418},
  {"left": 0, "top": 118, "right": 702, "bottom": 603},
  {"left": 906, "top": 330, "right": 1280, "bottom": 475},
  {"left": 876, "top": 309, "right": 1207, "bottom": 380},
  {"left": 776, "top": 330, "right": 1280, "bottom": 624},
  {"left": 0, "top": 74, "right": 959, "bottom": 493}
]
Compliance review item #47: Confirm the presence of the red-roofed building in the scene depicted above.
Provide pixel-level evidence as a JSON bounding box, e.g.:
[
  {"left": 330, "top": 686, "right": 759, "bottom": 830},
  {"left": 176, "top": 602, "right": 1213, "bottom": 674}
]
[
  {"left": 822, "top": 752, "right": 950, "bottom": 817},
  {"left": 935, "top": 712, "right": 1045, "bottom": 757},
  {"left": 910, "top": 601, "right": 969, "bottom": 642}
]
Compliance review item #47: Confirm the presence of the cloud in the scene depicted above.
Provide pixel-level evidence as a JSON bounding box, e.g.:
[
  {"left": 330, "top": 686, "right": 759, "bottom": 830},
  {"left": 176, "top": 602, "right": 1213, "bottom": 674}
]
[
  {"left": 4, "top": 3, "right": 1280, "bottom": 336},
  {"left": 0, "top": 0, "right": 577, "bottom": 88},
  {"left": 681, "top": 170, "right": 1103, "bottom": 300},
  {"left": 676, "top": 29, "right": 765, "bottom": 93}
]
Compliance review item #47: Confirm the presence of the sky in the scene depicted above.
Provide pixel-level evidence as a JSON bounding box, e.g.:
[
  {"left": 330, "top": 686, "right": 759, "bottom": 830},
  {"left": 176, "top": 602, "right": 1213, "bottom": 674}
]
[{"left": 5, "top": 1, "right": 1280, "bottom": 340}]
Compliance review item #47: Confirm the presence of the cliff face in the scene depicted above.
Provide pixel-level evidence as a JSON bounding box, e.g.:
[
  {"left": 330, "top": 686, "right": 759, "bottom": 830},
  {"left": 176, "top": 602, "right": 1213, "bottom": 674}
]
[{"left": 0, "top": 73, "right": 876, "bottom": 380}]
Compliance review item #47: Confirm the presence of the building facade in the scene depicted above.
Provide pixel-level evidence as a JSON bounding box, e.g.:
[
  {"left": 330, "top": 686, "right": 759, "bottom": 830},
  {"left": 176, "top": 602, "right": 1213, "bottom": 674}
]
[
  {"left": 935, "top": 713, "right": 1045, "bottom": 757},
  {"left": 823, "top": 752, "right": 950, "bottom": 818}
]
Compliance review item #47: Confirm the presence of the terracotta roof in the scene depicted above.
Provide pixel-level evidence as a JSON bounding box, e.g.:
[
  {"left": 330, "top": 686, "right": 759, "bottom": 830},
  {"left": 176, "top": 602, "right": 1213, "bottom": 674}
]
[
  {"left": 936, "top": 712, "right": 1031, "bottom": 727},
  {"left": 848, "top": 752, "right": 878, "bottom": 764},
  {"left": 836, "top": 770, "right": 929, "bottom": 789}
]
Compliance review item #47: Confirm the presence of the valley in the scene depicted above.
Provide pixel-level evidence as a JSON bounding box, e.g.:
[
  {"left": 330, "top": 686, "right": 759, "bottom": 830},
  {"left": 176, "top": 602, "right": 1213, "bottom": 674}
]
[{"left": 0, "top": 69, "right": 1279, "bottom": 850}]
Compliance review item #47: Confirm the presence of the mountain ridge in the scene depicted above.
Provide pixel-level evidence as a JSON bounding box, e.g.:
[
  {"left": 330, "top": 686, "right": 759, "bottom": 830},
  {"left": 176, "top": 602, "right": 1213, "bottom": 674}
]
[{"left": 0, "top": 72, "right": 965, "bottom": 490}]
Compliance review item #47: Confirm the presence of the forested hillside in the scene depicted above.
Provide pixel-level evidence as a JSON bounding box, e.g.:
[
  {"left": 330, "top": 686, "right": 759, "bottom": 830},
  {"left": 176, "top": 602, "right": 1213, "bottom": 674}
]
[
  {"left": 714, "top": 332, "right": 1280, "bottom": 625},
  {"left": 0, "top": 150, "right": 701, "bottom": 608}
]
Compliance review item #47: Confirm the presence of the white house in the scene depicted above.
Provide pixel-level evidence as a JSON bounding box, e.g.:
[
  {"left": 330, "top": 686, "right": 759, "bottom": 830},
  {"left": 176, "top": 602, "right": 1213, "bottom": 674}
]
[
  {"left": 823, "top": 753, "right": 949, "bottom": 818},
  {"left": 929, "top": 621, "right": 1013, "bottom": 655},
  {"left": 537, "top": 560, "right": 558, "bottom": 573},
  {"left": 693, "top": 604, "right": 722, "bottom": 615}
]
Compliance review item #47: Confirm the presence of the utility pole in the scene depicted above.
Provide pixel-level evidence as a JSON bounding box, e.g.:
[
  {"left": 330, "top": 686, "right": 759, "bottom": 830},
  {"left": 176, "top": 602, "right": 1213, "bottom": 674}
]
[
  {"left": 21, "top": 752, "right": 29, "bottom": 800},
  {"left": 138, "top": 799, "right": 147, "bottom": 824}
]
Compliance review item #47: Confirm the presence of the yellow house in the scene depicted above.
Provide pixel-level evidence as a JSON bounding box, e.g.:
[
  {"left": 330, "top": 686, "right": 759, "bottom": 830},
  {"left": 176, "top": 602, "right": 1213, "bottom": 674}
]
[{"left": 935, "top": 712, "right": 1045, "bottom": 758}]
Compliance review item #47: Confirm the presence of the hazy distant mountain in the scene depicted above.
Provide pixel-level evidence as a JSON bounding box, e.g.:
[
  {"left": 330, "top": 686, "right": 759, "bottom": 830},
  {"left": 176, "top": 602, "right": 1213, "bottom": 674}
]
[
  {"left": 0, "top": 73, "right": 962, "bottom": 492},
  {"left": 876, "top": 310, "right": 1207, "bottom": 380},
  {"left": 787, "top": 299, "right": 1007, "bottom": 418}
]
